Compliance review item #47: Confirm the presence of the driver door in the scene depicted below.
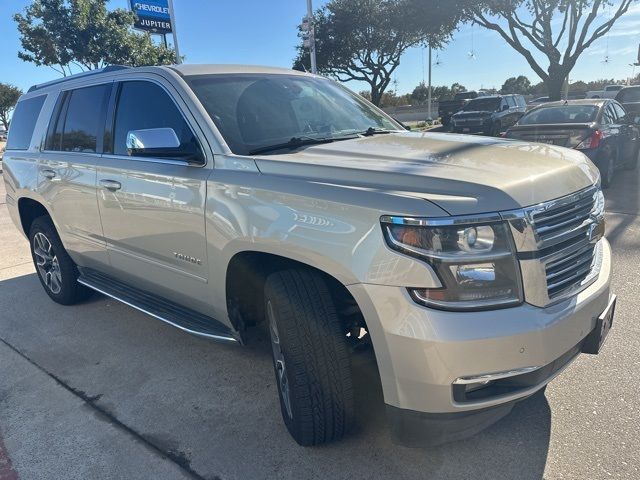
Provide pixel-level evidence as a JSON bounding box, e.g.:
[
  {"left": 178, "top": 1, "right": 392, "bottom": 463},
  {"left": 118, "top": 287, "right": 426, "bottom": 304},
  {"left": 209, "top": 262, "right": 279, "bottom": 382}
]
[{"left": 96, "top": 79, "right": 212, "bottom": 314}]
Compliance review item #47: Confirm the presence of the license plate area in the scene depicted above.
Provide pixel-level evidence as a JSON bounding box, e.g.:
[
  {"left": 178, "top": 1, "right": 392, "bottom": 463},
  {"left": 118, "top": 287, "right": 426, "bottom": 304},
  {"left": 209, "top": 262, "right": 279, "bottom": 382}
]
[{"left": 582, "top": 295, "right": 616, "bottom": 354}]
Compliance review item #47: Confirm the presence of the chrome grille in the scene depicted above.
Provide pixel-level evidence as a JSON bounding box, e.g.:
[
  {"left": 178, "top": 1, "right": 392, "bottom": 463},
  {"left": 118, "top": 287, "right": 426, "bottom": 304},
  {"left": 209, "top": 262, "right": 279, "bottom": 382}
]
[
  {"left": 529, "top": 186, "right": 599, "bottom": 249},
  {"left": 503, "top": 185, "right": 605, "bottom": 306},
  {"left": 544, "top": 242, "right": 597, "bottom": 299}
]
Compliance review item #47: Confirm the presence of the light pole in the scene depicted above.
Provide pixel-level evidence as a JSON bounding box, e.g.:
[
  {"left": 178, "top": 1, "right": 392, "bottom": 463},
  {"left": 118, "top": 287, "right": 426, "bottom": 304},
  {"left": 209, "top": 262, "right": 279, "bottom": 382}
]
[
  {"left": 305, "top": 0, "right": 317, "bottom": 74},
  {"left": 427, "top": 45, "right": 433, "bottom": 121},
  {"left": 167, "top": 0, "right": 181, "bottom": 64}
]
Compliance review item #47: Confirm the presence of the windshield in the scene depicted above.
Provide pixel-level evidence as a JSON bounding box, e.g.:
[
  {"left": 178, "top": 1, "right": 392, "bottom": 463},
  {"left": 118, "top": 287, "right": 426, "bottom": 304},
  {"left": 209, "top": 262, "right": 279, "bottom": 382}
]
[
  {"left": 463, "top": 97, "right": 501, "bottom": 112},
  {"left": 518, "top": 105, "right": 599, "bottom": 125},
  {"left": 455, "top": 92, "right": 477, "bottom": 100},
  {"left": 186, "top": 74, "right": 399, "bottom": 155},
  {"left": 618, "top": 88, "right": 640, "bottom": 103}
]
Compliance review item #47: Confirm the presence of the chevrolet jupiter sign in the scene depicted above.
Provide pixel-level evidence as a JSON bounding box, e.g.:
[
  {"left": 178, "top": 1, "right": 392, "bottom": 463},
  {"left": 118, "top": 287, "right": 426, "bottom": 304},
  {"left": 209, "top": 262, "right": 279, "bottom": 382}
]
[{"left": 130, "top": 0, "right": 172, "bottom": 34}]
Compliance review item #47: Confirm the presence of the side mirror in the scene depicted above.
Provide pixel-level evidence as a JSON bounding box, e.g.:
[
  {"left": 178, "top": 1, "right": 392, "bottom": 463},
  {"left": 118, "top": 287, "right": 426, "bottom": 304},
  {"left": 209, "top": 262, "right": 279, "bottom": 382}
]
[
  {"left": 126, "top": 128, "right": 204, "bottom": 165},
  {"left": 502, "top": 104, "right": 509, "bottom": 111}
]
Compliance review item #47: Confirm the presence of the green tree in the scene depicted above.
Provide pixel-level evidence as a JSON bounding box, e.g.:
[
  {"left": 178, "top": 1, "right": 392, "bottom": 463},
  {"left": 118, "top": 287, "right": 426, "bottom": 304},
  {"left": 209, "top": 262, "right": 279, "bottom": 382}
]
[
  {"left": 501, "top": 75, "right": 532, "bottom": 94},
  {"left": 450, "top": 83, "right": 467, "bottom": 95},
  {"left": 293, "top": 0, "right": 461, "bottom": 106},
  {"left": 14, "top": 0, "right": 176, "bottom": 76},
  {"left": 411, "top": 82, "right": 430, "bottom": 104},
  {"left": 457, "top": 0, "right": 637, "bottom": 100},
  {"left": 0, "top": 84, "right": 22, "bottom": 131}
]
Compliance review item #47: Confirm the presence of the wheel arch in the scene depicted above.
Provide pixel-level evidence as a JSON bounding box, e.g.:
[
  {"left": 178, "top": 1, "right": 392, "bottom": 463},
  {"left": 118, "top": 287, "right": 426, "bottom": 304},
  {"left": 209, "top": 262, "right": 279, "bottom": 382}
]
[
  {"left": 17, "top": 197, "right": 52, "bottom": 236},
  {"left": 225, "top": 250, "right": 366, "bottom": 338}
]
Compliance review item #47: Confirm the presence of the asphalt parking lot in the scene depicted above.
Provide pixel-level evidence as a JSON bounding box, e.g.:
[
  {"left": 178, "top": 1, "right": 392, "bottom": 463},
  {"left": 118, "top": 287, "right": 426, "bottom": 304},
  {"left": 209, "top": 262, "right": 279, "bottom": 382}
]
[{"left": 1, "top": 164, "right": 639, "bottom": 480}]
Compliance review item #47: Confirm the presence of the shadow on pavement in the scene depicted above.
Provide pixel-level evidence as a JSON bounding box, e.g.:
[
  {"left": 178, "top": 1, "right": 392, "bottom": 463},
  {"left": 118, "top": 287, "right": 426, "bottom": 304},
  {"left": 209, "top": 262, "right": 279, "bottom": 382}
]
[{"left": 0, "top": 272, "right": 551, "bottom": 480}]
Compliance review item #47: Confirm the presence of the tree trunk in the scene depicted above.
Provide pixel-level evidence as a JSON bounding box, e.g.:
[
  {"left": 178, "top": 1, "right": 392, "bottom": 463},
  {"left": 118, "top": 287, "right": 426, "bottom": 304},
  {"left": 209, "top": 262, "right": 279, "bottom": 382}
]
[
  {"left": 546, "top": 65, "right": 568, "bottom": 101},
  {"left": 370, "top": 86, "right": 383, "bottom": 106}
]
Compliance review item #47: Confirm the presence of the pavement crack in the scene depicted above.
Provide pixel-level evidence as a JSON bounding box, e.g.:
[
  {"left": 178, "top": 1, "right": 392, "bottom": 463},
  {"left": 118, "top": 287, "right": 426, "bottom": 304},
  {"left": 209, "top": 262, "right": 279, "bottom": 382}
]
[{"left": 0, "top": 336, "right": 213, "bottom": 480}]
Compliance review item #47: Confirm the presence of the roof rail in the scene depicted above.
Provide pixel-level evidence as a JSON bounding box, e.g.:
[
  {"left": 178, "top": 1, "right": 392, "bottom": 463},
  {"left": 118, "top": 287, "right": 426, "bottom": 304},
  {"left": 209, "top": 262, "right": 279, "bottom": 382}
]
[{"left": 27, "top": 65, "right": 131, "bottom": 93}]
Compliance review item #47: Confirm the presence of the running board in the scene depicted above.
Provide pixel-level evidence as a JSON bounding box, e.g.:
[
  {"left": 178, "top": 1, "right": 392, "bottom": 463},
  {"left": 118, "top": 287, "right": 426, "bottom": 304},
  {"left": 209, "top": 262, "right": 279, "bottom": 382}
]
[{"left": 77, "top": 269, "right": 240, "bottom": 344}]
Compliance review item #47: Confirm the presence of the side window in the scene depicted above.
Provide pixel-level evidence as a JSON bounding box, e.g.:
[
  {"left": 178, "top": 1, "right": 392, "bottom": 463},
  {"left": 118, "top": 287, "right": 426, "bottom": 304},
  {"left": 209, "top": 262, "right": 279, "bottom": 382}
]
[
  {"left": 500, "top": 98, "right": 508, "bottom": 110},
  {"left": 601, "top": 105, "right": 614, "bottom": 125},
  {"left": 112, "top": 81, "right": 202, "bottom": 159},
  {"left": 46, "top": 84, "right": 111, "bottom": 153},
  {"left": 613, "top": 103, "right": 627, "bottom": 120},
  {"left": 516, "top": 95, "right": 526, "bottom": 107},
  {"left": 6, "top": 95, "right": 46, "bottom": 151},
  {"left": 505, "top": 96, "right": 516, "bottom": 108}
]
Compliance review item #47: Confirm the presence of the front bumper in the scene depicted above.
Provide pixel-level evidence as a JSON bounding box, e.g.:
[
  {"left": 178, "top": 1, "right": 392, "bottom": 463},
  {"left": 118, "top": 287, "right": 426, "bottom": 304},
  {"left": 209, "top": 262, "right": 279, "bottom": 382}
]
[{"left": 348, "top": 238, "right": 612, "bottom": 442}]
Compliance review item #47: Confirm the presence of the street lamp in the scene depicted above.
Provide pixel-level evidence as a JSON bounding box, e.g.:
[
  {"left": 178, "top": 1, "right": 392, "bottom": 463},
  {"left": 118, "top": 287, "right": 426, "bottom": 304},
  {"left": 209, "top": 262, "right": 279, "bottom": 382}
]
[{"left": 302, "top": 0, "right": 317, "bottom": 74}]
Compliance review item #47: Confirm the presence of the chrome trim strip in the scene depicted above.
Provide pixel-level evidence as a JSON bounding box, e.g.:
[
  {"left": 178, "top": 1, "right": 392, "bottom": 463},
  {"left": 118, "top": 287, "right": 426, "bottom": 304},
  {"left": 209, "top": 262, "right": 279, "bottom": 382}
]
[
  {"left": 453, "top": 366, "right": 542, "bottom": 385},
  {"left": 77, "top": 278, "right": 239, "bottom": 344},
  {"left": 380, "top": 213, "right": 502, "bottom": 227}
]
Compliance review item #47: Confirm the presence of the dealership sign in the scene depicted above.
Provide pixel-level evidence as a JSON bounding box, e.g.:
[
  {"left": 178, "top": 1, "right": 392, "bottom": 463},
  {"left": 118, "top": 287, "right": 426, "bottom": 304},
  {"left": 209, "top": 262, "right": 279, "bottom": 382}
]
[{"left": 130, "top": 0, "right": 172, "bottom": 34}]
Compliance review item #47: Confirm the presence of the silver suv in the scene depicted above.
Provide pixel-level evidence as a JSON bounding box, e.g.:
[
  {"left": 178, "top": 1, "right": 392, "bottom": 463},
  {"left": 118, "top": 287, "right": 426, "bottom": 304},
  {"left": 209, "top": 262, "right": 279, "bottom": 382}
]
[{"left": 3, "top": 65, "right": 615, "bottom": 447}]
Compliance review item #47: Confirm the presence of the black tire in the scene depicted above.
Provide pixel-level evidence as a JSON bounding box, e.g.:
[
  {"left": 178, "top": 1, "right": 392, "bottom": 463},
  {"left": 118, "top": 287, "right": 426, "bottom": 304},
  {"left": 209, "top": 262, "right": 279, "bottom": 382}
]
[
  {"left": 29, "top": 216, "right": 92, "bottom": 305},
  {"left": 624, "top": 146, "right": 639, "bottom": 171},
  {"left": 264, "top": 269, "right": 354, "bottom": 446},
  {"left": 599, "top": 146, "right": 616, "bottom": 188},
  {"left": 489, "top": 122, "right": 502, "bottom": 137}
]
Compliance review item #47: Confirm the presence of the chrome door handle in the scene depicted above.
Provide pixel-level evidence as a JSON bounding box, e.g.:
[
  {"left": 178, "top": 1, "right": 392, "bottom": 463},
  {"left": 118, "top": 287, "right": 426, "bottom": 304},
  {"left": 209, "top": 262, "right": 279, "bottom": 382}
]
[
  {"left": 100, "top": 179, "right": 122, "bottom": 191},
  {"left": 42, "top": 169, "right": 56, "bottom": 179}
]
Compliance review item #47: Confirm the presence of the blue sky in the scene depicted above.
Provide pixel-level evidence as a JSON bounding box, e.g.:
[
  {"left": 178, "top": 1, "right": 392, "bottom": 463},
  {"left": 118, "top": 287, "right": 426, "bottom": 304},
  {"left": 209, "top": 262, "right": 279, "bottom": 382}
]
[{"left": 1, "top": 0, "right": 639, "bottom": 95}]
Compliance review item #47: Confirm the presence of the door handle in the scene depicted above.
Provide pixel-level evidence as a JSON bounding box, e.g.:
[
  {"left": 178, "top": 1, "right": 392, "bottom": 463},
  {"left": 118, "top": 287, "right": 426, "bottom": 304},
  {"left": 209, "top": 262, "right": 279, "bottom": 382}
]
[
  {"left": 100, "top": 179, "right": 122, "bottom": 191},
  {"left": 42, "top": 169, "right": 56, "bottom": 179}
]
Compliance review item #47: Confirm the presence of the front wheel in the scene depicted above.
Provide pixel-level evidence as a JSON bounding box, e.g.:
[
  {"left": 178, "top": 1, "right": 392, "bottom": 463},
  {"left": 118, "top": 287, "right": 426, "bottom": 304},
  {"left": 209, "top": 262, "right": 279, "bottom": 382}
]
[
  {"left": 264, "top": 269, "right": 354, "bottom": 446},
  {"left": 29, "top": 216, "right": 92, "bottom": 305}
]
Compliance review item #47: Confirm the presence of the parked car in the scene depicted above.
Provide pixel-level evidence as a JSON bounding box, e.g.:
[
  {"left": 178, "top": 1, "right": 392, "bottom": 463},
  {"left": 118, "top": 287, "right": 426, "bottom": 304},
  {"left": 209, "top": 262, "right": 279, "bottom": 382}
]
[
  {"left": 451, "top": 94, "right": 527, "bottom": 136},
  {"left": 587, "top": 84, "right": 624, "bottom": 99},
  {"left": 615, "top": 85, "right": 640, "bottom": 118},
  {"left": 4, "top": 65, "right": 614, "bottom": 448},
  {"left": 505, "top": 99, "right": 640, "bottom": 187},
  {"left": 438, "top": 90, "right": 488, "bottom": 125},
  {"left": 527, "top": 96, "right": 550, "bottom": 110}
]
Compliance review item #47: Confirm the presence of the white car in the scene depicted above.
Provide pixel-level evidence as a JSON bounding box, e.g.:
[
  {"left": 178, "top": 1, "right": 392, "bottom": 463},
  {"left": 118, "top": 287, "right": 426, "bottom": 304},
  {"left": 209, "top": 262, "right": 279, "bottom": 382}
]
[{"left": 587, "top": 85, "right": 624, "bottom": 99}]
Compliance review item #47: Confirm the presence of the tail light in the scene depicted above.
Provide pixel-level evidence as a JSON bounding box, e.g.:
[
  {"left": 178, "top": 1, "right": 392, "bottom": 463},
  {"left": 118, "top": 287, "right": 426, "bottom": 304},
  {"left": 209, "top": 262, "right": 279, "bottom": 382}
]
[{"left": 575, "top": 130, "right": 604, "bottom": 150}]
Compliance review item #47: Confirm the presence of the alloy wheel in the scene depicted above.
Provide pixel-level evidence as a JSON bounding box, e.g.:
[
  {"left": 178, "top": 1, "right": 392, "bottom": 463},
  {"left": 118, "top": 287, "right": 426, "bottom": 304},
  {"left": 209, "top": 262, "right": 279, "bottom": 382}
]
[
  {"left": 267, "top": 300, "right": 293, "bottom": 419},
  {"left": 33, "top": 232, "right": 62, "bottom": 295}
]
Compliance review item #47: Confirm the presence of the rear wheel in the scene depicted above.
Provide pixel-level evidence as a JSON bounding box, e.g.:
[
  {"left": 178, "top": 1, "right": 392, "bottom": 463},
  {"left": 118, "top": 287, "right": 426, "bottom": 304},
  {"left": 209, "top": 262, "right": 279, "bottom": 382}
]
[
  {"left": 29, "top": 216, "right": 92, "bottom": 305},
  {"left": 264, "top": 269, "right": 354, "bottom": 446},
  {"left": 599, "top": 147, "right": 616, "bottom": 188},
  {"left": 624, "top": 146, "right": 639, "bottom": 171}
]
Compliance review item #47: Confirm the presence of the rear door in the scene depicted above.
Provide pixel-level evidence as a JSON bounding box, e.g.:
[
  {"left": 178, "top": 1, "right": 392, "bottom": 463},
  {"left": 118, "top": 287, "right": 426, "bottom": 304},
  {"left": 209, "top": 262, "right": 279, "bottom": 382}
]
[
  {"left": 96, "top": 78, "right": 212, "bottom": 314},
  {"left": 39, "top": 83, "right": 112, "bottom": 269}
]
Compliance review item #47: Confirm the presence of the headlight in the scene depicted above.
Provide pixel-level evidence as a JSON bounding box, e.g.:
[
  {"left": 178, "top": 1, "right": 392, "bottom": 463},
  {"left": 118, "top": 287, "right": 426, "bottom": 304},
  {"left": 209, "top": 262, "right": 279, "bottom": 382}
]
[{"left": 381, "top": 216, "right": 523, "bottom": 311}]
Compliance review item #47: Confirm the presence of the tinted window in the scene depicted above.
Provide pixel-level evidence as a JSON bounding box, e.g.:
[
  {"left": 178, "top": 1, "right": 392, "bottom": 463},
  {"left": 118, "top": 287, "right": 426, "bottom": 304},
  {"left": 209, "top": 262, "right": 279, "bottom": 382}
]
[
  {"left": 613, "top": 103, "right": 626, "bottom": 120},
  {"left": 187, "top": 74, "right": 397, "bottom": 155},
  {"left": 601, "top": 105, "right": 614, "bottom": 125},
  {"left": 113, "top": 81, "right": 202, "bottom": 159},
  {"left": 6, "top": 95, "right": 46, "bottom": 150},
  {"left": 518, "top": 105, "right": 599, "bottom": 125},
  {"left": 617, "top": 87, "right": 640, "bottom": 103},
  {"left": 463, "top": 97, "right": 501, "bottom": 112},
  {"left": 516, "top": 95, "right": 526, "bottom": 107},
  {"left": 46, "top": 84, "right": 111, "bottom": 153},
  {"left": 506, "top": 96, "right": 516, "bottom": 107}
]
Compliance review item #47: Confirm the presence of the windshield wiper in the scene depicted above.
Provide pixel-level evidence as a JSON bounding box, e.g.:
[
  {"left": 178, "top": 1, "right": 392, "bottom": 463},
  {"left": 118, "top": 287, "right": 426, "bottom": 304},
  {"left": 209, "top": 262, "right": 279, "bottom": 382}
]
[
  {"left": 360, "top": 127, "right": 393, "bottom": 136},
  {"left": 248, "top": 136, "right": 336, "bottom": 155}
]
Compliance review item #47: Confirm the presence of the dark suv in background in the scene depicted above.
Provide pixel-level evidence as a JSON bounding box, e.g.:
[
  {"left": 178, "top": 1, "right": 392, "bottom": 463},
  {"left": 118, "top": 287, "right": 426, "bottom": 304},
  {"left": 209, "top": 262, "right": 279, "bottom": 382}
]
[
  {"left": 451, "top": 94, "right": 526, "bottom": 136},
  {"left": 616, "top": 86, "right": 640, "bottom": 118}
]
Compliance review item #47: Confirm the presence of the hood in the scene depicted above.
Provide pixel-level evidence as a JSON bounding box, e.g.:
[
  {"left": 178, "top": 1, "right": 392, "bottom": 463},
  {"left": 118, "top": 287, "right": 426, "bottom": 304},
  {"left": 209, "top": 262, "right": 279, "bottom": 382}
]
[{"left": 253, "top": 132, "right": 599, "bottom": 216}]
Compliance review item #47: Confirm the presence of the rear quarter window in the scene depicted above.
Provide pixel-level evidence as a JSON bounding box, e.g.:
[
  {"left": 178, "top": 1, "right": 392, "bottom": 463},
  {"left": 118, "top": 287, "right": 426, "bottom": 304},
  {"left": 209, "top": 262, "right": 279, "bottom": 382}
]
[{"left": 6, "top": 95, "right": 46, "bottom": 150}]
